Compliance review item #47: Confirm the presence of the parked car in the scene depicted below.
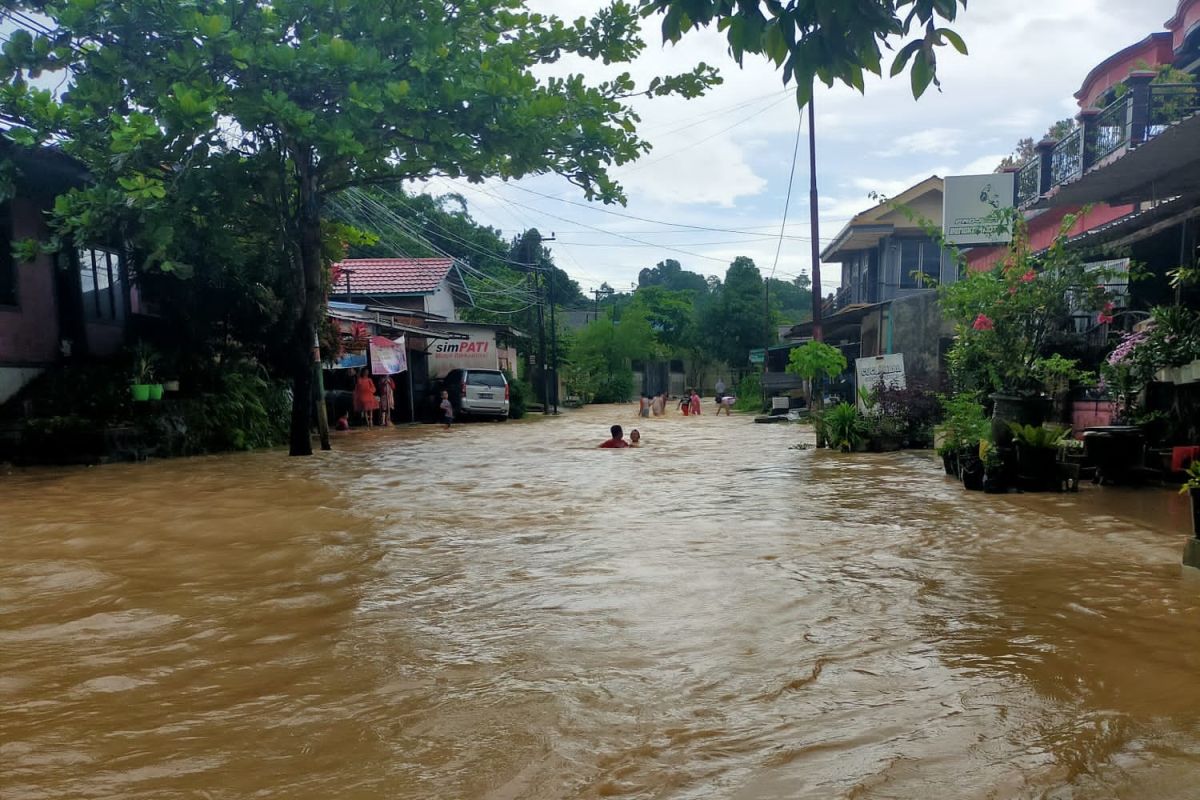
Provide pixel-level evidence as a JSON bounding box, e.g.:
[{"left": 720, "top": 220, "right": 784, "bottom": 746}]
[{"left": 440, "top": 368, "right": 510, "bottom": 419}]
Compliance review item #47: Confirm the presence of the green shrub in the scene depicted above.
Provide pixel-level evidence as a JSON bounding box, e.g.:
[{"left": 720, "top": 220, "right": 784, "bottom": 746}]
[
  {"left": 149, "top": 367, "right": 289, "bottom": 455},
  {"left": 733, "top": 373, "right": 762, "bottom": 412},
  {"left": 505, "top": 370, "right": 529, "bottom": 419},
  {"left": 824, "top": 402, "right": 867, "bottom": 452}
]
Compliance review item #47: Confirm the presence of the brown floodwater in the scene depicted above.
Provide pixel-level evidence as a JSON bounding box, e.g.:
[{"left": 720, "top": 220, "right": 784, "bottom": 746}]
[{"left": 2, "top": 404, "right": 1199, "bottom": 799}]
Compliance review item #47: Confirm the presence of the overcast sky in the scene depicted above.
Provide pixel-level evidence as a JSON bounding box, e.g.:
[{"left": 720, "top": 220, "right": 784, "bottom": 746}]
[{"left": 424, "top": 0, "right": 1182, "bottom": 295}]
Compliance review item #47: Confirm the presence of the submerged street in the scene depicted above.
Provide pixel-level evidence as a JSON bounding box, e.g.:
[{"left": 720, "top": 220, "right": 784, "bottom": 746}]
[{"left": 2, "top": 406, "right": 1199, "bottom": 799}]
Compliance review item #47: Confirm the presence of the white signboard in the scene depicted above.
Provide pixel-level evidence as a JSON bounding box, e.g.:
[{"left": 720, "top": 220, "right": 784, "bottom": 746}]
[
  {"left": 856, "top": 354, "right": 906, "bottom": 408},
  {"left": 429, "top": 335, "right": 499, "bottom": 377},
  {"left": 943, "top": 173, "right": 1015, "bottom": 245},
  {"left": 370, "top": 336, "right": 407, "bottom": 375}
]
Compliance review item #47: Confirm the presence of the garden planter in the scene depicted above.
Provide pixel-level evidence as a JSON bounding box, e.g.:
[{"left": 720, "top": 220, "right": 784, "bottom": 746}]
[
  {"left": 1082, "top": 427, "right": 1146, "bottom": 485},
  {"left": 1015, "top": 443, "right": 1059, "bottom": 491},
  {"left": 130, "top": 384, "right": 152, "bottom": 402},
  {"left": 983, "top": 467, "right": 1008, "bottom": 494},
  {"left": 990, "top": 394, "right": 1048, "bottom": 446},
  {"left": 961, "top": 457, "right": 984, "bottom": 491},
  {"left": 1181, "top": 360, "right": 1200, "bottom": 385},
  {"left": 941, "top": 452, "right": 957, "bottom": 476},
  {"left": 147, "top": 383, "right": 164, "bottom": 401}
]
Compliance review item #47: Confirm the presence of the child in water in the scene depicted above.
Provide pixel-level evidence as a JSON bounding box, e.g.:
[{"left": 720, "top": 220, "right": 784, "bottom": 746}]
[
  {"left": 689, "top": 389, "right": 702, "bottom": 416},
  {"left": 629, "top": 429, "right": 641, "bottom": 447}
]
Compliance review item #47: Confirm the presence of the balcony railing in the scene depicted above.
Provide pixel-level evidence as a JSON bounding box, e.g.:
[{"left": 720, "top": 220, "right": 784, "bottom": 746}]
[
  {"left": 1050, "top": 127, "right": 1083, "bottom": 186},
  {"left": 1016, "top": 76, "right": 1198, "bottom": 209},
  {"left": 1093, "top": 95, "right": 1129, "bottom": 162},
  {"left": 1015, "top": 158, "right": 1040, "bottom": 208},
  {"left": 1148, "top": 83, "right": 1200, "bottom": 138}
]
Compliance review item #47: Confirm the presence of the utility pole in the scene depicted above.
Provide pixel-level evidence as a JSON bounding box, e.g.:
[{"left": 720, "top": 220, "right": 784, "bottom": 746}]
[
  {"left": 542, "top": 234, "right": 559, "bottom": 415},
  {"left": 808, "top": 96, "right": 824, "bottom": 342}
]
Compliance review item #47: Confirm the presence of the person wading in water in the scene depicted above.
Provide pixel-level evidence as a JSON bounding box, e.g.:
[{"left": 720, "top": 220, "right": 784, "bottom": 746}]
[{"left": 599, "top": 425, "right": 629, "bottom": 448}]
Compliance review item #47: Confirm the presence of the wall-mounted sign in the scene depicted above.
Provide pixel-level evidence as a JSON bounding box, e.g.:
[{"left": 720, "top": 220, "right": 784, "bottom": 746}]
[
  {"left": 749, "top": 348, "right": 765, "bottom": 365},
  {"left": 855, "top": 353, "right": 906, "bottom": 410},
  {"left": 943, "top": 173, "right": 1015, "bottom": 245},
  {"left": 430, "top": 335, "right": 499, "bottom": 376},
  {"left": 370, "top": 335, "right": 407, "bottom": 374}
]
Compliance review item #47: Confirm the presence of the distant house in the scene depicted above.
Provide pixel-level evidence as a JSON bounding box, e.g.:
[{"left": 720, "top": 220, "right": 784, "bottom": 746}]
[
  {"left": 329, "top": 257, "right": 473, "bottom": 320},
  {"left": 1, "top": 144, "right": 135, "bottom": 405}
]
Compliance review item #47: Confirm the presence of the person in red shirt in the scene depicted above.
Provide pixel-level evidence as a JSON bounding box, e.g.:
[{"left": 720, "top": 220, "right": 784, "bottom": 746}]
[{"left": 598, "top": 425, "right": 629, "bottom": 448}]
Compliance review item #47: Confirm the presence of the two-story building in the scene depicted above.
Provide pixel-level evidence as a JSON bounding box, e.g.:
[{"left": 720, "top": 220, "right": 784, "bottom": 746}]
[{"left": 777, "top": 177, "right": 957, "bottom": 397}]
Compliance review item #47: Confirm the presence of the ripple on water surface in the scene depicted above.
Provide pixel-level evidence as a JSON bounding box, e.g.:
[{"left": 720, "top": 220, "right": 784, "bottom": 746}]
[{"left": 2, "top": 405, "right": 1198, "bottom": 799}]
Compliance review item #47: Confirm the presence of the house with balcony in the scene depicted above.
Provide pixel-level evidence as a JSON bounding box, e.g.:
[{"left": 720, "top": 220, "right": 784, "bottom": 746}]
[
  {"left": 774, "top": 177, "right": 957, "bottom": 399},
  {"left": 968, "top": 0, "right": 1200, "bottom": 313}
]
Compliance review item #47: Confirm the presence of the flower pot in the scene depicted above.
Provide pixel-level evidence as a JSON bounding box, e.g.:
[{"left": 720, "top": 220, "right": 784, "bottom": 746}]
[
  {"left": 130, "top": 384, "right": 152, "bottom": 402},
  {"left": 941, "top": 452, "right": 957, "bottom": 476},
  {"left": 1181, "top": 360, "right": 1200, "bottom": 385},
  {"left": 961, "top": 456, "right": 984, "bottom": 491},
  {"left": 147, "top": 383, "right": 164, "bottom": 401},
  {"left": 163, "top": 380, "right": 180, "bottom": 392},
  {"left": 983, "top": 467, "right": 1007, "bottom": 494},
  {"left": 1191, "top": 488, "right": 1200, "bottom": 539}
]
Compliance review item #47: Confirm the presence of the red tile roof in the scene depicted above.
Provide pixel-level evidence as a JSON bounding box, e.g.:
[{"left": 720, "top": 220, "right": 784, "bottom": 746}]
[{"left": 333, "top": 258, "right": 455, "bottom": 295}]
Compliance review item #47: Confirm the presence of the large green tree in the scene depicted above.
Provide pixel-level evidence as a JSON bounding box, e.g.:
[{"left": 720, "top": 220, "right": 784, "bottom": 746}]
[
  {"left": 640, "top": 0, "right": 969, "bottom": 102},
  {"left": 701, "top": 256, "right": 772, "bottom": 368},
  {"left": 1, "top": 0, "right": 717, "bottom": 455}
]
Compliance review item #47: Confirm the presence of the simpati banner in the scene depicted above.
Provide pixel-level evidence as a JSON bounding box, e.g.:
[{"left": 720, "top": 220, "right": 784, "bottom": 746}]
[
  {"left": 429, "top": 335, "right": 498, "bottom": 376},
  {"left": 370, "top": 336, "right": 407, "bottom": 375},
  {"left": 943, "top": 173, "right": 1015, "bottom": 245}
]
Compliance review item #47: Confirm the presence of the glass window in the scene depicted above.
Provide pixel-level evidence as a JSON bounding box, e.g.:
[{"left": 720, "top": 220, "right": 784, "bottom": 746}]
[
  {"left": 899, "top": 240, "right": 922, "bottom": 288},
  {"left": 899, "top": 240, "right": 941, "bottom": 288},
  {"left": 79, "top": 245, "right": 124, "bottom": 322},
  {"left": 0, "top": 203, "right": 14, "bottom": 306},
  {"left": 467, "top": 371, "right": 506, "bottom": 388}
]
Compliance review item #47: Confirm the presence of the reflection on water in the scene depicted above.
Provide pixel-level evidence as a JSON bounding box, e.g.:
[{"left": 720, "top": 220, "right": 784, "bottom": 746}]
[{"left": 2, "top": 406, "right": 1198, "bottom": 799}]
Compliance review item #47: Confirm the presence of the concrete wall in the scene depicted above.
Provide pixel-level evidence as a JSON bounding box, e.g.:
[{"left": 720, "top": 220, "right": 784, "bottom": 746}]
[
  {"left": 884, "top": 291, "right": 950, "bottom": 387},
  {"left": 1, "top": 197, "right": 61, "bottom": 403},
  {"left": 426, "top": 281, "right": 457, "bottom": 320}
]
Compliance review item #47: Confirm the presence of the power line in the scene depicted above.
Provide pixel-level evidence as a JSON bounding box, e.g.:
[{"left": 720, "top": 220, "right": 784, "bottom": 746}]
[
  {"left": 500, "top": 182, "right": 829, "bottom": 242},
  {"left": 770, "top": 113, "right": 805, "bottom": 281}
]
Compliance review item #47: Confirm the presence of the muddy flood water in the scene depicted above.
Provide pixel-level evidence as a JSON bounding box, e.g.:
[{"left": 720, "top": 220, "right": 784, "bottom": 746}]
[{"left": 2, "top": 404, "right": 1199, "bottom": 799}]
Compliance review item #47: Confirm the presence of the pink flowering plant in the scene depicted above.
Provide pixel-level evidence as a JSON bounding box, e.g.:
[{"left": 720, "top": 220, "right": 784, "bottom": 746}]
[{"left": 939, "top": 212, "right": 1119, "bottom": 396}]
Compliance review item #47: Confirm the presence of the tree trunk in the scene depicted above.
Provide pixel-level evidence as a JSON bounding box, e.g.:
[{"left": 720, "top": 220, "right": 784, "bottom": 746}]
[{"left": 288, "top": 149, "right": 327, "bottom": 456}]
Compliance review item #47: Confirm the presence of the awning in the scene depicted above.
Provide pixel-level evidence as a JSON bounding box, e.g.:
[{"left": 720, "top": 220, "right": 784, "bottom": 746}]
[
  {"left": 787, "top": 302, "right": 886, "bottom": 339},
  {"left": 327, "top": 307, "right": 469, "bottom": 340},
  {"left": 820, "top": 224, "right": 894, "bottom": 262}
]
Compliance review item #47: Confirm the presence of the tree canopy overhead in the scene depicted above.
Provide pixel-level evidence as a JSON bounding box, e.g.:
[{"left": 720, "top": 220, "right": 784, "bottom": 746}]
[
  {"left": 640, "top": 0, "right": 970, "bottom": 102},
  {"left": 0, "top": 0, "right": 720, "bottom": 454}
]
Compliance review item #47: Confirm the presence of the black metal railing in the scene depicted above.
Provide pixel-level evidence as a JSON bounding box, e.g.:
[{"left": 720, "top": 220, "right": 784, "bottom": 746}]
[
  {"left": 1015, "top": 158, "right": 1040, "bottom": 208},
  {"left": 1093, "top": 95, "right": 1129, "bottom": 162},
  {"left": 1050, "top": 127, "right": 1083, "bottom": 186},
  {"left": 1148, "top": 83, "right": 1200, "bottom": 138}
]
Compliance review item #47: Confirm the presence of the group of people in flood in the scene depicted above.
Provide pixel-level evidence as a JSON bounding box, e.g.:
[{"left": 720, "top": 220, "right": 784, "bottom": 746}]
[
  {"left": 335, "top": 369, "right": 397, "bottom": 431},
  {"left": 603, "top": 383, "right": 737, "bottom": 447}
]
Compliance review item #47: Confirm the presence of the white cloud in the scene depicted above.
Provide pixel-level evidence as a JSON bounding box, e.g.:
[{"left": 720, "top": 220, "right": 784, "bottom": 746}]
[{"left": 882, "top": 128, "right": 964, "bottom": 157}]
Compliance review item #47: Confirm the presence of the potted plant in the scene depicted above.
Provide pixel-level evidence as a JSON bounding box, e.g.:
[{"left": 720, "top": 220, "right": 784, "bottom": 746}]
[
  {"left": 1009, "top": 422, "right": 1070, "bottom": 491},
  {"left": 980, "top": 440, "right": 1007, "bottom": 493},
  {"left": 937, "top": 394, "right": 989, "bottom": 478},
  {"left": 1180, "top": 460, "right": 1200, "bottom": 540},
  {"left": 960, "top": 441, "right": 985, "bottom": 491},
  {"left": 823, "top": 402, "right": 866, "bottom": 453},
  {"left": 130, "top": 343, "right": 159, "bottom": 402},
  {"left": 940, "top": 212, "right": 1119, "bottom": 444}
]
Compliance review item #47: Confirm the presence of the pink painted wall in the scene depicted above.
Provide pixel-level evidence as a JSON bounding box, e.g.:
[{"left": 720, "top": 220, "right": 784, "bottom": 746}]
[
  {"left": 1167, "top": 0, "right": 1200, "bottom": 51},
  {"left": 0, "top": 197, "right": 60, "bottom": 365},
  {"left": 1074, "top": 34, "right": 1175, "bottom": 109},
  {"left": 1071, "top": 400, "right": 1117, "bottom": 434},
  {"left": 965, "top": 203, "right": 1135, "bottom": 272}
]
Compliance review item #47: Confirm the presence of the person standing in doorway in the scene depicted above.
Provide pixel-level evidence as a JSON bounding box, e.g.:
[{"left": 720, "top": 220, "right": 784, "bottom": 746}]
[
  {"left": 439, "top": 390, "right": 455, "bottom": 431},
  {"left": 377, "top": 374, "right": 395, "bottom": 427}
]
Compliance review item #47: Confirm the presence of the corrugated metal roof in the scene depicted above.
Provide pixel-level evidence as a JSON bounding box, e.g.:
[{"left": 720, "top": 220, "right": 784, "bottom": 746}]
[{"left": 333, "top": 258, "right": 455, "bottom": 295}]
